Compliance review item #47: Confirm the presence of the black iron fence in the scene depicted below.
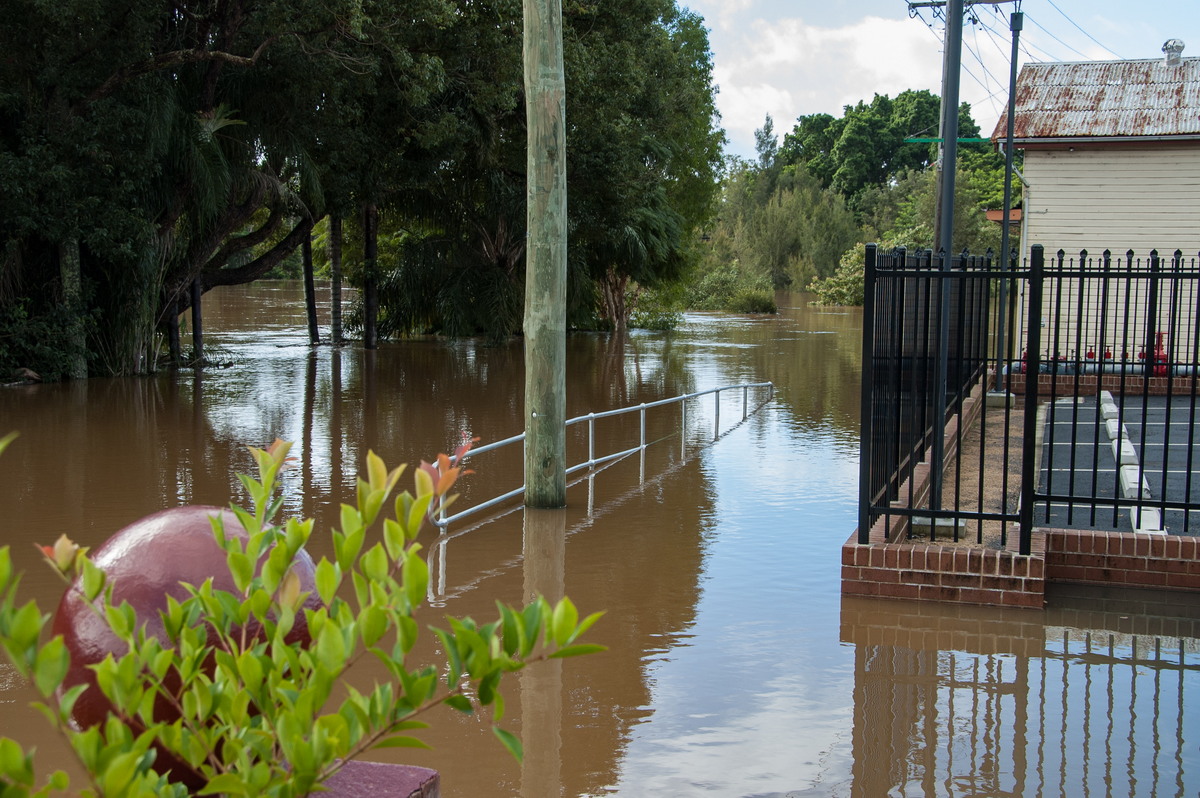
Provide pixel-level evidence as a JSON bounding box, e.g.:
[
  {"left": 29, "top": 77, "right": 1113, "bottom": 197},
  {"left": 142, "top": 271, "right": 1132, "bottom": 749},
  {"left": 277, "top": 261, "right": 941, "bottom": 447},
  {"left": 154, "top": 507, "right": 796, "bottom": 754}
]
[{"left": 859, "top": 244, "right": 1200, "bottom": 554}]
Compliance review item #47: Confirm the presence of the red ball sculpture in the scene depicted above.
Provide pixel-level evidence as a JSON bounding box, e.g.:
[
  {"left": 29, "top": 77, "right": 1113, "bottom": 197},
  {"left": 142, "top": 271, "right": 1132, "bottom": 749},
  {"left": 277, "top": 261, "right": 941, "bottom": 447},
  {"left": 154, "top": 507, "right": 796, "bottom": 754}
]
[{"left": 51, "top": 505, "right": 323, "bottom": 788}]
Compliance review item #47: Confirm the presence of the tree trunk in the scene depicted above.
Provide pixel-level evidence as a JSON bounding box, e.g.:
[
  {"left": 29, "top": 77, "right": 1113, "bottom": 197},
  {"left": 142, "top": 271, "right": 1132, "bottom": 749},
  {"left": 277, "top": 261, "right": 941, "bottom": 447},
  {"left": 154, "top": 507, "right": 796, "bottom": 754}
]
[
  {"left": 522, "top": 0, "right": 568, "bottom": 508},
  {"left": 599, "top": 266, "right": 629, "bottom": 336},
  {"left": 166, "top": 296, "right": 182, "bottom": 363},
  {"left": 362, "top": 203, "right": 379, "bottom": 350},
  {"left": 303, "top": 232, "right": 320, "bottom": 345},
  {"left": 58, "top": 239, "right": 88, "bottom": 379},
  {"left": 330, "top": 215, "right": 344, "bottom": 345},
  {"left": 191, "top": 278, "right": 203, "bottom": 364}
]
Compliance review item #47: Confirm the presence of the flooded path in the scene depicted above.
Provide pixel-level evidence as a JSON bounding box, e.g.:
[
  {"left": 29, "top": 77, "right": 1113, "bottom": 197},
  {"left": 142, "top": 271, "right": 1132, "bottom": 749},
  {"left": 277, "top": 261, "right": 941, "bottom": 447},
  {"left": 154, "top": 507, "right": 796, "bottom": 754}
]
[{"left": 2, "top": 283, "right": 1199, "bottom": 796}]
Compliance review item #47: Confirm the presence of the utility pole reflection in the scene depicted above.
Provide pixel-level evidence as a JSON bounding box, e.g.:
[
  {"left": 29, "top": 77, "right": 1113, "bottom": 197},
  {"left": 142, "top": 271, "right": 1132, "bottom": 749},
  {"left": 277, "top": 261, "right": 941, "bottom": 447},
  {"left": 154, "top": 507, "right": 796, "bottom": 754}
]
[{"left": 520, "top": 507, "right": 566, "bottom": 798}]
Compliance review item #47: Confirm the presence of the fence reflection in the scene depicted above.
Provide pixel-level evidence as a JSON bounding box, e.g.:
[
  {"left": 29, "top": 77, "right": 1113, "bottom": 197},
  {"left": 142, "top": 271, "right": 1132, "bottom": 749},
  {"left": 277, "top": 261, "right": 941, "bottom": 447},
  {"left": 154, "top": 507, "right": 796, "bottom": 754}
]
[{"left": 842, "top": 591, "right": 1200, "bottom": 796}]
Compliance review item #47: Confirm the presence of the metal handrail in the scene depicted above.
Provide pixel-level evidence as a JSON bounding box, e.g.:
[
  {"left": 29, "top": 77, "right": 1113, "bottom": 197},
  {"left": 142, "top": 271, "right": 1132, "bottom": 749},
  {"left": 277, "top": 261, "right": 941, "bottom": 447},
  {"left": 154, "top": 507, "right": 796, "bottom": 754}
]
[{"left": 433, "top": 381, "right": 774, "bottom": 528}]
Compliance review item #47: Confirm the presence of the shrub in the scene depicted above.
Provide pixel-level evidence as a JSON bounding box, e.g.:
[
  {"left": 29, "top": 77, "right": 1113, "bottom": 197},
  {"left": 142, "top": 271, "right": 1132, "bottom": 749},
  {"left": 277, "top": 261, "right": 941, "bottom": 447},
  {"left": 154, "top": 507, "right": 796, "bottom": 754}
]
[
  {"left": 0, "top": 434, "right": 602, "bottom": 797},
  {"left": 683, "top": 260, "right": 775, "bottom": 313},
  {"left": 0, "top": 300, "right": 91, "bottom": 382},
  {"left": 807, "top": 243, "right": 867, "bottom": 306},
  {"left": 728, "top": 288, "right": 777, "bottom": 314}
]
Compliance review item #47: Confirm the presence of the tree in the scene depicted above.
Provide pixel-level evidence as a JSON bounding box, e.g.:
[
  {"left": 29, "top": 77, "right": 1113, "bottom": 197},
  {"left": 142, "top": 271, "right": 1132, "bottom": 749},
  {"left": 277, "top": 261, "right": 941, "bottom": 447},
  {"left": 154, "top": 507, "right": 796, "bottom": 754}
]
[
  {"left": 779, "top": 89, "right": 948, "bottom": 210},
  {"left": 0, "top": 0, "right": 458, "bottom": 376}
]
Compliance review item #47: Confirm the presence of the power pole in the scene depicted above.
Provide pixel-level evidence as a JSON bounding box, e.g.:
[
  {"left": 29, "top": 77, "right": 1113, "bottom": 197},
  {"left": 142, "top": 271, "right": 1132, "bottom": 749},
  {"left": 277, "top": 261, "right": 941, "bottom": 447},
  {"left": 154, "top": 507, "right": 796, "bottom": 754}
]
[
  {"left": 911, "top": 0, "right": 1019, "bottom": 513},
  {"left": 995, "top": 11, "right": 1023, "bottom": 372},
  {"left": 929, "top": 0, "right": 963, "bottom": 515},
  {"left": 523, "top": 0, "right": 568, "bottom": 508},
  {"left": 913, "top": 0, "right": 1018, "bottom": 250}
]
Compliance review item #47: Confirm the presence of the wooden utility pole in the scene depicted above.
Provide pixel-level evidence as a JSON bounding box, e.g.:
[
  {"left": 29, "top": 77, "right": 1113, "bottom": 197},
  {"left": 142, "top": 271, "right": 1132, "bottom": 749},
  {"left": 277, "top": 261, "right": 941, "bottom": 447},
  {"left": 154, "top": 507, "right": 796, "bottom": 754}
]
[
  {"left": 362, "top": 203, "right": 379, "bottom": 351},
  {"left": 523, "top": 0, "right": 568, "bottom": 508},
  {"left": 302, "top": 233, "right": 320, "bottom": 345}
]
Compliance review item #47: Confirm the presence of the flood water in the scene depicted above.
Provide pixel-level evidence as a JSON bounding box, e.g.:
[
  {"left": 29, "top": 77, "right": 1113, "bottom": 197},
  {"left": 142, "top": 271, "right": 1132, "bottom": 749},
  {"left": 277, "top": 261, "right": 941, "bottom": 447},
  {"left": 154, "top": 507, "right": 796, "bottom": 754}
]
[{"left": 3, "top": 282, "right": 1200, "bottom": 797}]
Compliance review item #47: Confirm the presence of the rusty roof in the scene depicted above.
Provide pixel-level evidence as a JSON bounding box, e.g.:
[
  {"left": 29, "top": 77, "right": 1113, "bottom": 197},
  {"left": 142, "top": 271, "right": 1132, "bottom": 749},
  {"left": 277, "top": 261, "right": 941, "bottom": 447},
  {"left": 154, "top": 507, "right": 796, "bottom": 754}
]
[{"left": 991, "top": 57, "right": 1200, "bottom": 142}]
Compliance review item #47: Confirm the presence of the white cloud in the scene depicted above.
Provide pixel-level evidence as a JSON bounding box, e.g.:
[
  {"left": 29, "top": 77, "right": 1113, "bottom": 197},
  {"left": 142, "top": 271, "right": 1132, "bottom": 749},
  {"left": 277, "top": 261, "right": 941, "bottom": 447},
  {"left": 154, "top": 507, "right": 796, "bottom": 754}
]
[{"left": 714, "top": 15, "right": 941, "bottom": 158}]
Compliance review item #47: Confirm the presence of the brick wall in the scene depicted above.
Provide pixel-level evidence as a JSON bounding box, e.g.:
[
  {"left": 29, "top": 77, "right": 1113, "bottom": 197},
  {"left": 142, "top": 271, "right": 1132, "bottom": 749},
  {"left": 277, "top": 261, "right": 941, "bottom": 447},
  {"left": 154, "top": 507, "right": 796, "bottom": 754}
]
[
  {"left": 842, "top": 527, "right": 1200, "bottom": 609},
  {"left": 1044, "top": 528, "right": 1200, "bottom": 591},
  {"left": 1007, "top": 372, "right": 1199, "bottom": 397},
  {"left": 841, "top": 533, "right": 1046, "bottom": 608}
]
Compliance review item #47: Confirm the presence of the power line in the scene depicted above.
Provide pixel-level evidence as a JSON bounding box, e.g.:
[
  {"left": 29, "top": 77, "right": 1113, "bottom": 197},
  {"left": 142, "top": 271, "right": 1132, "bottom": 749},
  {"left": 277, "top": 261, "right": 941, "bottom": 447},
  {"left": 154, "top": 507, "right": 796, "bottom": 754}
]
[
  {"left": 1022, "top": 11, "right": 1092, "bottom": 60},
  {"left": 915, "top": 2, "right": 1010, "bottom": 121},
  {"left": 1045, "top": 0, "right": 1124, "bottom": 59},
  {"left": 967, "top": 16, "right": 1010, "bottom": 119}
]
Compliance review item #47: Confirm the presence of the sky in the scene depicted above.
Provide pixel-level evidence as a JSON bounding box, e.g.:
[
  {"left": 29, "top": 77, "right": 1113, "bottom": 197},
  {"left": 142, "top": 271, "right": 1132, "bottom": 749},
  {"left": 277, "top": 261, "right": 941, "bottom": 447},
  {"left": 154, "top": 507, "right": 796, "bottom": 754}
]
[{"left": 681, "top": 0, "right": 1200, "bottom": 160}]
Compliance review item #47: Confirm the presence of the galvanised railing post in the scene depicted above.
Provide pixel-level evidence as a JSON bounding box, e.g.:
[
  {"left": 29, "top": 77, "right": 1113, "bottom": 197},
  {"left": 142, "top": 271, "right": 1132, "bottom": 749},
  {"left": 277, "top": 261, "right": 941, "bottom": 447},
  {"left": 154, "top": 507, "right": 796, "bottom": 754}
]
[
  {"left": 743, "top": 386, "right": 749, "bottom": 420},
  {"left": 639, "top": 404, "right": 647, "bottom": 448},
  {"left": 588, "top": 413, "right": 595, "bottom": 467},
  {"left": 1019, "top": 244, "right": 1044, "bottom": 555},
  {"left": 859, "top": 244, "right": 878, "bottom": 544},
  {"left": 680, "top": 400, "right": 687, "bottom": 458},
  {"left": 639, "top": 404, "right": 647, "bottom": 481}
]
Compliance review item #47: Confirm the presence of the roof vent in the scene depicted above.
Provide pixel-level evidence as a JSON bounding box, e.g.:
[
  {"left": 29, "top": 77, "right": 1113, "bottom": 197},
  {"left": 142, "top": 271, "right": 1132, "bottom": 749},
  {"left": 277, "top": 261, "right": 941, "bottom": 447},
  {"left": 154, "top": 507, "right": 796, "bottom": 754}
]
[{"left": 1163, "top": 38, "right": 1185, "bottom": 66}]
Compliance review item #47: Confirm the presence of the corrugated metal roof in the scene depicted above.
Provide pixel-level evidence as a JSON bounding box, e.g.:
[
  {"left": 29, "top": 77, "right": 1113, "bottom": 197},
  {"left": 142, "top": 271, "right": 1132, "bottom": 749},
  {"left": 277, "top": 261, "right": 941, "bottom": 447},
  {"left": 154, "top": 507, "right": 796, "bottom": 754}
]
[{"left": 991, "top": 57, "right": 1200, "bottom": 141}]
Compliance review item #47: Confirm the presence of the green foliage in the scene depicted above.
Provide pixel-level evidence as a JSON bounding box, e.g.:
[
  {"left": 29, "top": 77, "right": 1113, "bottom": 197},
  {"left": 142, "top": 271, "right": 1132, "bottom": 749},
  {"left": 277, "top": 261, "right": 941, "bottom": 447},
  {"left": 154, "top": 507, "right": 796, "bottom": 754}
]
[
  {"left": 807, "top": 227, "right": 936, "bottom": 307},
  {"left": 696, "top": 156, "right": 859, "bottom": 296},
  {"left": 808, "top": 243, "right": 871, "bottom": 306},
  {"left": 682, "top": 258, "right": 776, "bottom": 313},
  {"left": 629, "top": 285, "right": 683, "bottom": 331},
  {"left": 0, "top": 299, "right": 93, "bottom": 382},
  {"left": 1, "top": 0, "right": 724, "bottom": 360},
  {"left": 0, "top": 438, "right": 603, "bottom": 797},
  {"left": 728, "top": 288, "right": 777, "bottom": 314},
  {"left": 778, "top": 90, "right": 947, "bottom": 209}
]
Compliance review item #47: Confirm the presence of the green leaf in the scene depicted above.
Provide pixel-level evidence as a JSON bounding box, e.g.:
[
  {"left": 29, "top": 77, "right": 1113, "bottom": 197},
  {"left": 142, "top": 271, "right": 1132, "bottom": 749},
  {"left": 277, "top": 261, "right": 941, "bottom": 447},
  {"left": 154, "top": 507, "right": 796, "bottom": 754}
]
[
  {"left": 0, "top": 737, "right": 33, "bottom": 784},
  {"left": 382, "top": 518, "right": 404, "bottom": 559},
  {"left": 492, "top": 726, "right": 524, "bottom": 762},
  {"left": 0, "top": 547, "right": 12, "bottom": 593},
  {"left": 521, "top": 601, "right": 544, "bottom": 657},
  {"left": 401, "top": 545, "right": 428, "bottom": 609},
  {"left": 433, "top": 627, "right": 462, "bottom": 683},
  {"left": 315, "top": 559, "right": 340, "bottom": 606},
  {"left": 238, "top": 651, "right": 264, "bottom": 694},
  {"left": 11, "top": 601, "right": 46, "bottom": 650},
  {"left": 548, "top": 644, "right": 608, "bottom": 659},
  {"left": 361, "top": 543, "right": 388, "bottom": 582},
  {"left": 198, "top": 772, "right": 251, "bottom": 795},
  {"left": 81, "top": 557, "right": 106, "bottom": 603},
  {"left": 397, "top": 614, "right": 419, "bottom": 655},
  {"left": 550, "top": 597, "right": 578, "bottom": 647},
  {"left": 226, "top": 551, "right": 254, "bottom": 593},
  {"left": 315, "top": 624, "right": 347, "bottom": 672},
  {"left": 32, "top": 636, "right": 69, "bottom": 697},
  {"left": 567, "top": 610, "right": 606, "bottom": 645},
  {"left": 48, "top": 769, "right": 70, "bottom": 791},
  {"left": 368, "top": 732, "right": 430, "bottom": 751},
  {"left": 497, "top": 603, "right": 522, "bottom": 658},
  {"left": 359, "top": 606, "right": 387, "bottom": 647},
  {"left": 478, "top": 670, "right": 501, "bottom": 706},
  {"left": 443, "top": 694, "right": 473, "bottom": 714},
  {"left": 405, "top": 493, "right": 434, "bottom": 538}
]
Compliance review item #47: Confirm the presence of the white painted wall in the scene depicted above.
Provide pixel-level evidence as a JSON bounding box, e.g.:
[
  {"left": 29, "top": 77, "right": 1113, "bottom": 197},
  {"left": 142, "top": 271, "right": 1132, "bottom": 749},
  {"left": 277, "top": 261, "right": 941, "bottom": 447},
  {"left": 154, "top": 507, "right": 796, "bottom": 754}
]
[
  {"left": 1017, "top": 146, "right": 1200, "bottom": 364},
  {"left": 1022, "top": 147, "right": 1200, "bottom": 259}
]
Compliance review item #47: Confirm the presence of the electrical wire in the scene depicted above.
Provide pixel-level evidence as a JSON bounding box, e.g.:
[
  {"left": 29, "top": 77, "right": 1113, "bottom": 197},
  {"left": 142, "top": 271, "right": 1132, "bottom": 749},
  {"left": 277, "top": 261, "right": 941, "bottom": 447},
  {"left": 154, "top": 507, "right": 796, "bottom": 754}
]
[
  {"left": 1045, "top": 0, "right": 1124, "bottom": 59},
  {"left": 915, "top": 3, "right": 1011, "bottom": 125},
  {"left": 1022, "top": 11, "right": 1093, "bottom": 60}
]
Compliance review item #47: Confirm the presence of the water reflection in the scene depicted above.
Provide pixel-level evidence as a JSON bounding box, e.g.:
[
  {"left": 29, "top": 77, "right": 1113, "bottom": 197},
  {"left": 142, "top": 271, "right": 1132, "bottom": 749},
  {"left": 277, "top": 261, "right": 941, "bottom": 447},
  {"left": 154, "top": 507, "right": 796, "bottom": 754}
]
[
  {"left": 842, "top": 588, "right": 1200, "bottom": 797},
  {"left": 3, "top": 283, "right": 1200, "bottom": 796},
  {"left": 521, "top": 509, "right": 567, "bottom": 798}
]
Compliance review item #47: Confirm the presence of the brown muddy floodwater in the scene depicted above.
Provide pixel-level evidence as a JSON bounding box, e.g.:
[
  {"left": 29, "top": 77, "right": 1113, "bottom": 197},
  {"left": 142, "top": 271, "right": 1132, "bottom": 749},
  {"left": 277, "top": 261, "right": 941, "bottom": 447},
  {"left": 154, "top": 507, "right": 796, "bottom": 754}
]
[{"left": 3, "top": 283, "right": 1200, "bottom": 797}]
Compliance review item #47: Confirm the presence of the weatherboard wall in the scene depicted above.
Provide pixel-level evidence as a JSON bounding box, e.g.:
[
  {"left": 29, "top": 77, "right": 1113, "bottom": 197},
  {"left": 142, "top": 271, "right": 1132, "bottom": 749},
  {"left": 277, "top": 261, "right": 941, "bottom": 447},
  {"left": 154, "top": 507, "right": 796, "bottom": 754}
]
[{"left": 1022, "top": 146, "right": 1200, "bottom": 258}]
